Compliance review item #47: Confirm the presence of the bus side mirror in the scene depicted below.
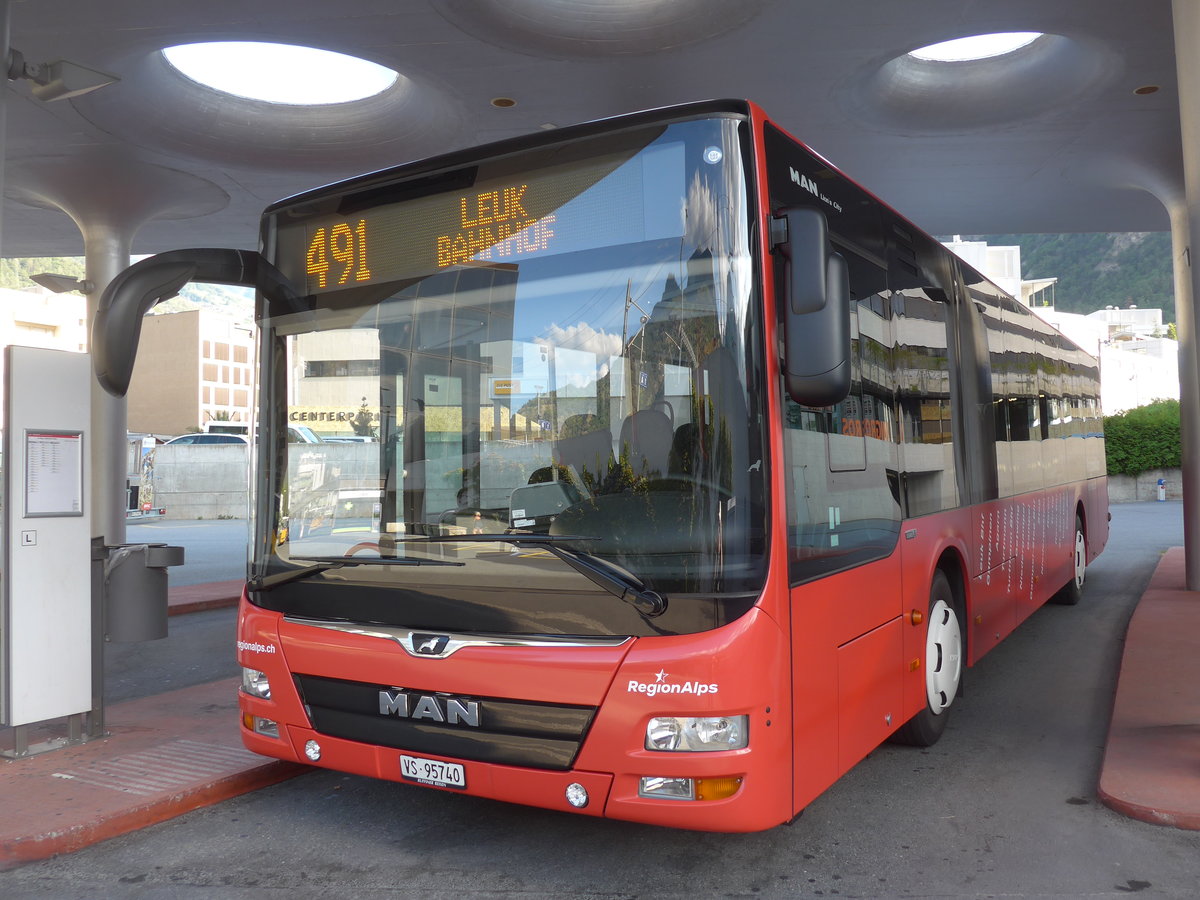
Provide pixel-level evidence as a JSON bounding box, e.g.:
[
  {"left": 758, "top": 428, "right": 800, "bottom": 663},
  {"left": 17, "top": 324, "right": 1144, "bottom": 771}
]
[
  {"left": 773, "top": 206, "right": 851, "bottom": 406},
  {"left": 93, "top": 248, "right": 296, "bottom": 397}
]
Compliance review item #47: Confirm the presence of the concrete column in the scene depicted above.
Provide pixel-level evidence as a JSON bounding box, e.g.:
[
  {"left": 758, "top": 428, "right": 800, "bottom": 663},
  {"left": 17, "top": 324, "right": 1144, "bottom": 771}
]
[
  {"left": 82, "top": 221, "right": 133, "bottom": 544},
  {"left": 0, "top": 0, "right": 9, "bottom": 259},
  {"left": 1171, "top": 0, "right": 1200, "bottom": 589}
]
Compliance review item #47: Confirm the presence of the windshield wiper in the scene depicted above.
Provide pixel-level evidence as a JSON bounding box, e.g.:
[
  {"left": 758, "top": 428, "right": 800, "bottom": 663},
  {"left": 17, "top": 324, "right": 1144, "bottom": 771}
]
[
  {"left": 248, "top": 555, "right": 464, "bottom": 592},
  {"left": 410, "top": 533, "right": 668, "bottom": 617}
]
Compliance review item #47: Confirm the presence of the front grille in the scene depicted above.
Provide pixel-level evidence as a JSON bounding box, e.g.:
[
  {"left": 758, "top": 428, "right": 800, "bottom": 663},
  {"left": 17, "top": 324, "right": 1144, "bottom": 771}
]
[{"left": 293, "top": 673, "right": 597, "bottom": 770}]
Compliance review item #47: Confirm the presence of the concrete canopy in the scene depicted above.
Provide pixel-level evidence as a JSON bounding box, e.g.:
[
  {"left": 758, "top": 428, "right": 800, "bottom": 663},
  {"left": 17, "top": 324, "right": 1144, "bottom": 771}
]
[
  {"left": 6, "top": 0, "right": 1199, "bottom": 585},
  {"left": 0, "top": 0, "right": 1183, "bottom": 257}
]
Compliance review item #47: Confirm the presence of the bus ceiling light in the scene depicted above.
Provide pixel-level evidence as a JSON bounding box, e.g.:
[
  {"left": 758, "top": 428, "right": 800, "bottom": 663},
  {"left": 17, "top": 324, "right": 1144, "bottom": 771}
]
[{"left": 645, "top": 715, "right": 748, "bottom": 752}]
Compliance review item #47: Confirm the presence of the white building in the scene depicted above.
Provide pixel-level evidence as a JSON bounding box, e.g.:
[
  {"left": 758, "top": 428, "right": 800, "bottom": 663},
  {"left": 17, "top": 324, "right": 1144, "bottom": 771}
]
[
  {"left": 0, "top": 286, "right": 87, "bottom": 352},
  {"left": 0, "top": 287, "right": 89, "bottom": 412},
  {"left": 943, "top": 239, "right": 1179, "bottom": 415},
  {"left": 943, "top": 237, "right": 1023, "bottom": 299},
  {"left": 1045, "top": 307, "right": 1180, "bottom": 414}
]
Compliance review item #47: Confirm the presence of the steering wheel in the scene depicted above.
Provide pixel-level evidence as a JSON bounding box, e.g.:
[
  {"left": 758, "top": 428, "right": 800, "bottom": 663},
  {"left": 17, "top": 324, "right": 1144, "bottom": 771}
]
[{"left": 344, "top": 541, "right": 381, "bottom": 556}]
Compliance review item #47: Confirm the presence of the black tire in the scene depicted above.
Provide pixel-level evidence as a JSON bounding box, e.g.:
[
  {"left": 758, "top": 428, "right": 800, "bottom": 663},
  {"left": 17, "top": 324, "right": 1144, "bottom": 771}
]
[
  {"left": 1050, "top": 515, "right": 1086, "bottom": 606},
  {"left": 891, "top": 571, "right": 963, "bottom": 747}
]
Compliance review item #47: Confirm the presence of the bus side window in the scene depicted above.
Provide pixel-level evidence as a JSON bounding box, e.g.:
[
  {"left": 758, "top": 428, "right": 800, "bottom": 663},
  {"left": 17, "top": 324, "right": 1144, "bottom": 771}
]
[
  {"left": 894, "top": 289, "right": 957, "bottom": 517},
  {"left": 782, "top": 290, "right": 900, "bottom": 583}
]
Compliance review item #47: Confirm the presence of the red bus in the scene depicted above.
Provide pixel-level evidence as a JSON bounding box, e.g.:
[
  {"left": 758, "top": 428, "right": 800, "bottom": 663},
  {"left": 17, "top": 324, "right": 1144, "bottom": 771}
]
[{"left": 100, "top": 99, "right": 1108, "bottom": 831}]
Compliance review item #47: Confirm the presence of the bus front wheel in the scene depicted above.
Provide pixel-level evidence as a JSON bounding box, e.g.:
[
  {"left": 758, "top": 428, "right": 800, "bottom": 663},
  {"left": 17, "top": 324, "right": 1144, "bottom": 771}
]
[
  {"left": 1050, "top": 515, "right": 1086, "bottom": 606},
  {"left": 892, "top": 571, "right": 963, "bottom": 747}
]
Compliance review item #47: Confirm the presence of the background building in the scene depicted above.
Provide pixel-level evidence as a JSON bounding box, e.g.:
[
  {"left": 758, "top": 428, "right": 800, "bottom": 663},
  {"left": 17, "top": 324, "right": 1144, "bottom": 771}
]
[
  {"left": 0, "top": 287, "right": 88, "bottom": 353},
  {"left": 1048, "top": 306, "right": 1180, "bottom": 414},
  {"left": 944, "top": 238, "right": 1179, "bottom": 415},
  {"left": 0, "top": 287, "right": 88, "bottom": 413},
  {"left": 126, "top": 309, "right": 255, "bottom": 436}
]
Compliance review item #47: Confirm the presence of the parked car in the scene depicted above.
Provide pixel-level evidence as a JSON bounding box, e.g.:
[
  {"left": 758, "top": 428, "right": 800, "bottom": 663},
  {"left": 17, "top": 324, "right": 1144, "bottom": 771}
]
[{"left": 164, "top": 433, "right": 248, "bottom": 445}]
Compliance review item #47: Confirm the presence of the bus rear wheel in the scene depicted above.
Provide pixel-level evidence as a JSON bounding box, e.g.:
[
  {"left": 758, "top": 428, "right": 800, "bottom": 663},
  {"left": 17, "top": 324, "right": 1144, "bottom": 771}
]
[{"left": 892, "top": 571, "right": 962, "bottom": 747}]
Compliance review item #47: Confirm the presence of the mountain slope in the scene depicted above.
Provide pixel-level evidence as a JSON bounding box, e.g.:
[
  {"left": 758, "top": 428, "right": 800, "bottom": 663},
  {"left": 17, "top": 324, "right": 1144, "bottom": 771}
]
[
  {"left": 972, "top": 232, "right": 1174, "bottom": 319},
  {"left": 0, "top": 256, "right": 254, "bottom": 322}
]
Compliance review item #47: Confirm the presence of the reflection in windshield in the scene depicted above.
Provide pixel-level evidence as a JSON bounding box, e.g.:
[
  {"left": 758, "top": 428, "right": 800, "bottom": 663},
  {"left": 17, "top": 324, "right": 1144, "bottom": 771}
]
[{"left": 265, "top": 117, "right": 766, "bottom": 597}]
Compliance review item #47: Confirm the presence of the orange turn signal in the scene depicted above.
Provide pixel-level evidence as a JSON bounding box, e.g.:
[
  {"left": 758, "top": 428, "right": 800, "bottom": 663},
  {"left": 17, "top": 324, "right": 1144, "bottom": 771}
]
[{"left": 694, "top": 776, "right": 743, "bottom": 801}]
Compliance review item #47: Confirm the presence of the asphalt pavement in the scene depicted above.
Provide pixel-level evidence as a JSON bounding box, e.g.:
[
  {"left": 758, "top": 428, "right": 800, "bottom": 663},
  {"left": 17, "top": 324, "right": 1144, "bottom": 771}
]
[
  {"left": 126, "top": 518, "right": 250, "bottom": 586},
  {"left": 1, "top": 503, "right": 1196, "bottom": 876}
]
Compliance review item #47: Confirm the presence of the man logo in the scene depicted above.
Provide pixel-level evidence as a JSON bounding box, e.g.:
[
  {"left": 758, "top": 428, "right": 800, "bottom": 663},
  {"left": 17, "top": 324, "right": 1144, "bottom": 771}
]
[
  {"left": 379, "top": 690, "right": 481, "bottom": 727},
  {"left": 411, "top": 633, "right": 450, "bottom": 656}
]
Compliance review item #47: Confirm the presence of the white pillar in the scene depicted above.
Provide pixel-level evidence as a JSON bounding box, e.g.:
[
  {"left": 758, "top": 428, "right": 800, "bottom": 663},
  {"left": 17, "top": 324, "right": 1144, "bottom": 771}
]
[
  {"left": 82, "top": 220, "right": 132, "bottom": 544},
  {"left": 1171, "top": 0, "right": 1200, "bottom": 589},
  {"left": 0, "top": 0, "right": 9, "bottom": 260}
]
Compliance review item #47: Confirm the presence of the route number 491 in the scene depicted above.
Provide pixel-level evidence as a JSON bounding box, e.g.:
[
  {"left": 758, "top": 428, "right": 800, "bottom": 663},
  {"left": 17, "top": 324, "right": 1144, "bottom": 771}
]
[{"left": 306, "top": 219, "right": 372, "bottom": 289}]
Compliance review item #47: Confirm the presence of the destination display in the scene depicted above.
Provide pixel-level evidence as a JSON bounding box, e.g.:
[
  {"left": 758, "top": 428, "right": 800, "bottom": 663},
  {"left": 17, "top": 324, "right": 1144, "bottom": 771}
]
[{"left": 280, "top": 140, "right": 686, "bottom": 295}]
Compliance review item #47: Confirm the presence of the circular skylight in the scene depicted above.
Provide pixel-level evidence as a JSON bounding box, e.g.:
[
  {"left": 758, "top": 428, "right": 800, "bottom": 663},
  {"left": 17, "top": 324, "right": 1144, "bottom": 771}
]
[
  {"left": 909, "top": 32, "right": 1043, "bottom": 62},
  {"left": 162, "top": 42, "right": 398, "bottom": 105}
]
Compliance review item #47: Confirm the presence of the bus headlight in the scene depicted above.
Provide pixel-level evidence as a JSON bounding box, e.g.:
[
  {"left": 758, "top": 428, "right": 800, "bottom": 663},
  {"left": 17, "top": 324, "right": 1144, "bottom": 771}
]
[
  {"left": 241, "top": 667, "right": 271, "bottom": 699},
  {"left": 645, "top": 715, "right": 748, "bottom": 751}
]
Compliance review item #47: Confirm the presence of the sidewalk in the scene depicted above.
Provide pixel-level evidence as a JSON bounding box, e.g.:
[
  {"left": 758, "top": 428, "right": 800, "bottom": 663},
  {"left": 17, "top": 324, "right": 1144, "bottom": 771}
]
[
  {"left": 1, "top": 580, "right": 306, "bottom": 871},
  {"left": 167, "top": 579, "right": 244, "bottom": 615},
  {"left": 2, "top": 558, "right": 1198, "bottom": 870},
  {"left": 1097, "top": 547, "right": 1200, "bottom": 829}
]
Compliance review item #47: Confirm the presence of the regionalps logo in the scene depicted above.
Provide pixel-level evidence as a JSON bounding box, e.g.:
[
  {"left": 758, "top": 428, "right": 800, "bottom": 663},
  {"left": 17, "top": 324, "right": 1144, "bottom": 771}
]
[
  {"left": 236, "top": 640, "right": 277, "bottom": 655},
  {"left": 627, "top": 669, "right": 719, "bottom": 697}
]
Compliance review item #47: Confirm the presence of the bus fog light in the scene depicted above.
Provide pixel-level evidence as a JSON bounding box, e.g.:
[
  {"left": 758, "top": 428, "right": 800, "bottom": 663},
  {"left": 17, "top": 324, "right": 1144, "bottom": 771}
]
[
  {"left": 565, "top": 782, "right": 589, "bottom": 808},
  {"left": 251, "top": 716, "right": 279, "bottom": 738},
  {"left": 241, "top": 667, "right": 271, "bottom": 699},
  {"left": 646, "top": 715, "right": 748, "bottom": 751},
  {"left": 304, "top": 739, "right": 322, "bottom": 761},
  {"left": 639, "top": 776, "right": 695, "bottom": 800}
]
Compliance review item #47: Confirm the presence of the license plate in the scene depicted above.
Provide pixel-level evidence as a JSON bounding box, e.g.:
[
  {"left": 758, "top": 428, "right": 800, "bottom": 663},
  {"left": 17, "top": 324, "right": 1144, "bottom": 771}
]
[{"left": 401, "top": 754, "right": 466, "bottom": 789}]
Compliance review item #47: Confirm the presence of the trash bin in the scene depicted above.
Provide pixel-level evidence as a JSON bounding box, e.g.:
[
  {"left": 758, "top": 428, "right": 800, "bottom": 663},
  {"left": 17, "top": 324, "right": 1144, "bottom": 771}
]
[
  {"left": 104, "top": 543, "right": 185, "bottom": 642},
  {"left": 1157, "top": 478, "right": 1167, "bottom": 502}
]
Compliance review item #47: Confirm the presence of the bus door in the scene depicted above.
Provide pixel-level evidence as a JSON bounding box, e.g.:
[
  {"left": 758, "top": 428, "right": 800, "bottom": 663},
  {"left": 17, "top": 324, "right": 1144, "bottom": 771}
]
[{"left": 780, "top": 248, "right": 905, "bottom": 789}]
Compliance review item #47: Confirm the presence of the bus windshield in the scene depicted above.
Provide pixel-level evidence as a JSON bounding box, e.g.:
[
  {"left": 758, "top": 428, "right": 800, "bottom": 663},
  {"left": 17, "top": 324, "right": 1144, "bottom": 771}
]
[{"left": 255, "top": 115, "right": 768, "bottom": 626}]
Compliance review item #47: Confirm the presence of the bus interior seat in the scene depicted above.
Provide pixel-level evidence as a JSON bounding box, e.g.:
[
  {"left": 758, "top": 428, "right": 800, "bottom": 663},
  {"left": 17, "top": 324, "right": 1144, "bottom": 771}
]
[
  {"left": 619, "top": 408, "right": 673, "bottom": 477},
  {"left": 668, "top": 421, "right": 701, "bottom": 476},
  {"left": 553, "top": 413, "right": 612, "bottom": 487}
]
